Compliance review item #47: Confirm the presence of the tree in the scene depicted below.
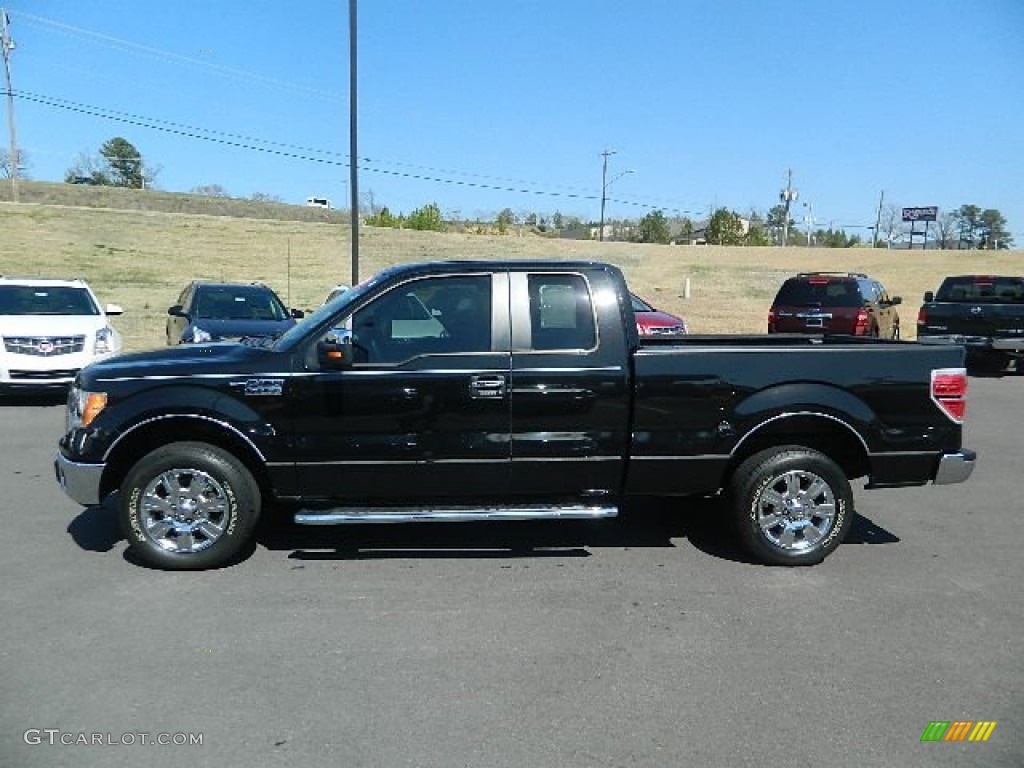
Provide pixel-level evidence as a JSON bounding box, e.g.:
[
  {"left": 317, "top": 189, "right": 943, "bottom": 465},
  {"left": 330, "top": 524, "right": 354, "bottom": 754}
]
[
  {"left": 496, "top": 208, "right": 516, "bottom": 234},
  {"left": 766, "top": 204, "right": 795, "bottom": 245},
  {"left": 705, "top": 207, "right": 745, "bottom": 245},
  {"left": 0, "top": 148, "right": 29, "bottom": 179},
  {"left": 634, "top": 209, "right": 671, "bottom": 244},
  {"left": 933, "top": 212, "right": 958, "bottom": 249},
  {"left": 978, "top": 208, "right": 1013, "bottom": 249},
  {"left": 952, "top": 204, "right": 982, "bottom": 248},
  {"left": 64, "top": 152, "right": 110, "bottom": 186},
  {"left": 99, "top": 137, "right": 146, "bottom": 188},
  {"left": 64, "top": 138, "right": 158, "bottom": 188},
  {"left": 406, "top": 202, "right": 445, "bottom": 232},
  {"left": 250, "top": 192, "right": 283, "bottom": 203},
  {"left": 190, "top": 184, "right": 230, "bottom": 198},
  {"left": 552, "top": 211, "right": 564, "bottom": 230},
  {"left": 878, "top": 204, "right": 905, "bottom": 248},
  {"left": 365, "top": 206, "right": 401, "bottom": 227}
]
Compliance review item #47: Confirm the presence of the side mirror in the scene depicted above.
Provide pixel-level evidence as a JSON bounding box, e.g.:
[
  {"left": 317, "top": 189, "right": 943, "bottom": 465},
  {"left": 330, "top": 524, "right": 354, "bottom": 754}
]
[
  {"left": 891, "top": 296, "right": 902, "bottom": 306},
  {"left": 318, "top": 329, "right": 354, "bottom": 369},
  {"left": 105, "top": 303, "right": 124, "bottom": 316},
  {"left": 923, "top": 291, "right": 934, "bottom": 303},
  {"left": 168, "top": 305, "right": 185, "bottom": 317},
  {"left": 290, "top": 308, "right": 305, "bottom": 319}
]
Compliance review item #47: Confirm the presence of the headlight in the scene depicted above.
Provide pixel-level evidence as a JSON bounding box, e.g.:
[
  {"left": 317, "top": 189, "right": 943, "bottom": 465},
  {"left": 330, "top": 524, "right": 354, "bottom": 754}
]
[
  {"left": 67, "top": 384, "right": 108, "bottom": 430},
  {"left": 94, "top": 326, "right": 115, "bottom": 354},
  {"left": 189, "top": 327, "right": 213, "bottom": 343}
]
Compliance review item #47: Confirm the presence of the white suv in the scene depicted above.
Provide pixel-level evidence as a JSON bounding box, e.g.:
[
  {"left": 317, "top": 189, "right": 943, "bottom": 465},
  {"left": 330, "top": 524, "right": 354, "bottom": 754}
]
[{"left": 0, "top": 277, "right": 123, "bottom": 391}]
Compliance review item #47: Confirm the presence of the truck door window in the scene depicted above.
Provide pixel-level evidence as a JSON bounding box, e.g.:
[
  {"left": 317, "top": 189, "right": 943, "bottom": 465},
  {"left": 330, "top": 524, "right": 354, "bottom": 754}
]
[
  {"left": 349, "top": 275, "right": 492, "bottom": 363},
  {"left": 528, "top": 274, "right": 596, "bottom": 351}
]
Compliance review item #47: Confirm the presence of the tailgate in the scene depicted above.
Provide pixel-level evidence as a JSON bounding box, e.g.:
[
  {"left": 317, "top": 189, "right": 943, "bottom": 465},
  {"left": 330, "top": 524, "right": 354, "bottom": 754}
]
[{"left": 931, "top": 303, "right": 1024, "bottom": 338}]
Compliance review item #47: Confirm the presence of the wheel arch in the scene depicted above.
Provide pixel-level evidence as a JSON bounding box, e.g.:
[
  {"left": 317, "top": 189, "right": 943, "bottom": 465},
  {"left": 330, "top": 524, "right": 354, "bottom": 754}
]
[
  {"left": 728, "top": 411, "right": 870, "bottom": 482},
  {"left": 99, "top": 415, "right": 271, "bottom": 500}
]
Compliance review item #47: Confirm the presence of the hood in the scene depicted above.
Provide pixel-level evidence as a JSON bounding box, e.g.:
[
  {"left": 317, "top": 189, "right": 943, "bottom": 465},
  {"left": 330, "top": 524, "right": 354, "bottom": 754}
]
[
  {"left": 636, "top": 310, "right": 686, "bottom": 328},
  {"left": 0, "top": 315, "right": 108, "bottom": 337},
  {"left": 78, "top": 342, "right": 273, "bottom": 385},
  {"left": 185, "top": 317, "right": 296, "bottom": 340}
]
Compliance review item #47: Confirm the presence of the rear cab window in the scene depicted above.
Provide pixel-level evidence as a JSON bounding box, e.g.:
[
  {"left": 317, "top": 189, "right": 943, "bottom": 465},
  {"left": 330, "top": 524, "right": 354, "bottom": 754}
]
[
  {"left": 936, "top": 277, "right": 1024, "bottom": 302},
  {"left": 774, "top": 278, "right": 862, "bottom": 308},
  {"left": 527, "top": 274, "right": 597, "bottom": 351}
]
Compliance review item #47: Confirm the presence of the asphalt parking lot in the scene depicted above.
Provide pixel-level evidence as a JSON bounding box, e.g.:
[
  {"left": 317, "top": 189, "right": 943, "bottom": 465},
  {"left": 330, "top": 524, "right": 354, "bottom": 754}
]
[{"left": 0, "top": 373, "right": 1021, "bottom": 768}]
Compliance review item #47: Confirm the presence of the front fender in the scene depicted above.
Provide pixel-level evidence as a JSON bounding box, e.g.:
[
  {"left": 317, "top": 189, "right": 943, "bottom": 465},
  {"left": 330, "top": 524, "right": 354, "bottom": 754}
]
[{"left": 66, "top": 384, "right": 278, "bottom": 464}]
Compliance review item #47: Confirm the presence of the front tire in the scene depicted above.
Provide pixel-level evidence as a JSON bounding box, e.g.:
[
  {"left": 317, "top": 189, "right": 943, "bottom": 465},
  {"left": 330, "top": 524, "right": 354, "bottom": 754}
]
[
  {"left": 730, "top": 446, "right": 854, "bottom": 566},
  {"left": 119, "top": 442, "right": 261, "bottom": 570}
]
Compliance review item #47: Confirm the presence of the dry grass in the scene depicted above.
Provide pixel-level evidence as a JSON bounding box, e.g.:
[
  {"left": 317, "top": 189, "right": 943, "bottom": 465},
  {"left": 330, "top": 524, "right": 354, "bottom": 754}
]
[{"left": 1, "top": 187, "right": 1021, "bottom": 351}]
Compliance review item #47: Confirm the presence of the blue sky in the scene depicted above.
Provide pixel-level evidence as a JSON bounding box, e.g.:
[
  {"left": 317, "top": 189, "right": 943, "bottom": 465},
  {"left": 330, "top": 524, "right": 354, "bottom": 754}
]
[{"left": 4, "top": 1, "right": 1023, "bottom": 241}]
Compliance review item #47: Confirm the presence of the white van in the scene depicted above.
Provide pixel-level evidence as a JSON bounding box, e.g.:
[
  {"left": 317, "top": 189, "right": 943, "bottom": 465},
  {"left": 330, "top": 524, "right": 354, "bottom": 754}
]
[{"left": 306, "top": 197, "right": 332, "bottom": 209}]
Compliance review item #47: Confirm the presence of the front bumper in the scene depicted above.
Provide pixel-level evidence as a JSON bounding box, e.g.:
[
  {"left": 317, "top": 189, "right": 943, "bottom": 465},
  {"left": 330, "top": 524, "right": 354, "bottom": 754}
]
[
  {"left": 54, "top": 452, "right": 105, "bottom": 506},
  {"left": 933, "top": 450, "right": 977, "bottom": 485}
]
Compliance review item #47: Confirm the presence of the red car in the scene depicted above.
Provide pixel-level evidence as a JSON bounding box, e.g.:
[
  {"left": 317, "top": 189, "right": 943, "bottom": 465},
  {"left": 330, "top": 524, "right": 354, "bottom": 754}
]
[{"left": 631, "top": 293, "right": 688, "bottom": 337}]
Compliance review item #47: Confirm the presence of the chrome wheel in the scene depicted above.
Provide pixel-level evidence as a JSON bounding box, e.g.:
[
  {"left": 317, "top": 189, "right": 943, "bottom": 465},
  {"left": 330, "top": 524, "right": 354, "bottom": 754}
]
[
  {"left": 754, "top": 469, "right": 837, "bottom": 552},
  {"left": 139, "top": 467, "right": 230, "bottom": 554}
]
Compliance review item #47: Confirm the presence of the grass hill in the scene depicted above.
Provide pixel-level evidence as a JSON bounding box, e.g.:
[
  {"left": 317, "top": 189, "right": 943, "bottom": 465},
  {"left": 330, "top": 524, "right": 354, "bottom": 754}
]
[{"left": 1, "top": 180, "right": 1021, "bottom": 351}]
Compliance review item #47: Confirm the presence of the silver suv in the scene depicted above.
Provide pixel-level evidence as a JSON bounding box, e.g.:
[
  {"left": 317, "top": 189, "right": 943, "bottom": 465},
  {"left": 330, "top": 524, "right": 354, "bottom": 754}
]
[{"left": 0, "top": 277, "right": 123, "bottom": 391}]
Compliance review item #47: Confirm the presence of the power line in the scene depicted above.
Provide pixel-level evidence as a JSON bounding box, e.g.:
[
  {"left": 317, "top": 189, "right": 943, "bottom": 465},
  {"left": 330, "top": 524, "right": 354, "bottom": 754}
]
[
  {"left": 12, "top": 10, "right": 342, "bottom": 103},
  {"left": 14, "top": 89, "right": 702, "bottom": 213}
]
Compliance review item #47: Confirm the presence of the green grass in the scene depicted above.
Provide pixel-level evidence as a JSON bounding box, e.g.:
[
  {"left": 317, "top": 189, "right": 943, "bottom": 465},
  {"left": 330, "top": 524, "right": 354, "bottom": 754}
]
[{"left": 1, "top": 180, "right": 1022, "bottom": 351}]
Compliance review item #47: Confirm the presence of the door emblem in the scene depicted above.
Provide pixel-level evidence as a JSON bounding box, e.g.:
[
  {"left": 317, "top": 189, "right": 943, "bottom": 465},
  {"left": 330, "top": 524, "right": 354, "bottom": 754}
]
[{"left": 238, "top": 378, "right": 284, "bottom": 396}]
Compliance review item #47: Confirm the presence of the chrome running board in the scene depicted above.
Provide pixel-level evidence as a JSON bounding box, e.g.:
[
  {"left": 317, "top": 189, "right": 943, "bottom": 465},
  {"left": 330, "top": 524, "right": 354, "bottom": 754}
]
[{"left": 294, "top": 504, "right": 619, "bottom": 525}]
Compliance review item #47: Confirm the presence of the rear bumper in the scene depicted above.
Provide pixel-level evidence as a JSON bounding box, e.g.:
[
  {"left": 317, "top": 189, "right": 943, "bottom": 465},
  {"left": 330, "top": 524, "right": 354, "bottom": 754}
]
[
  {"left": 916, "top": 334, "right": 1024, "bottom": 353},
  {"left": 933, "top": 450, "right": 976, "bottom": 485},
  {"left": 54, "top": 452, "right": 104, "bottom": 506}
]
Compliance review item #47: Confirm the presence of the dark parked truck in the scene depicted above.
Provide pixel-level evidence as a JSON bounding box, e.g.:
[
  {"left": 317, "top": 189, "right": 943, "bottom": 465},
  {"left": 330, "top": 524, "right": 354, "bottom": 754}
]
[
  {"left": 916, "top": 274, "right": 1024, "bottom": 370},
  {"left": 55, "top": 260, "right": 975, "bottom": 570}
]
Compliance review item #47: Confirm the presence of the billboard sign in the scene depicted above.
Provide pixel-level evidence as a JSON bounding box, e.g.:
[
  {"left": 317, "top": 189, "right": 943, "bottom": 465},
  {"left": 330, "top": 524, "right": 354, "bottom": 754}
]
[{"left": 902, "top": 206, "right": 938, "bottom": 222}]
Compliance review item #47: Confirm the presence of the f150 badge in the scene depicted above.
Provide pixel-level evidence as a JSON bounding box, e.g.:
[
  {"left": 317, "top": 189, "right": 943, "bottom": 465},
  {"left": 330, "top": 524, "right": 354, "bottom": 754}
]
[{"left": 236, "top": 378, "right": 284, "bottom": 396}]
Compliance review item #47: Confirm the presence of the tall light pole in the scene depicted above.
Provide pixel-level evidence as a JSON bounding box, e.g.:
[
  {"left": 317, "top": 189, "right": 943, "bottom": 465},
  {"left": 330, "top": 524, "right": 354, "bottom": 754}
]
[
  {"left": 348, "top": 0, "right": 359, "bottom": 284},
  {"left": 1, "top": 8, "right": 19, "bottom": 203},
  {"left": 598, "top": 149, "right": 615, "bottom": 242},
  {"left": 598, "top": 150, "right": 632, "bottom": 242},
  {"left": 778, "top": 168, "right": 797, "bottom": 246},
  {"left": 802, "top": 201, "right": 815, "bottom": 247}
]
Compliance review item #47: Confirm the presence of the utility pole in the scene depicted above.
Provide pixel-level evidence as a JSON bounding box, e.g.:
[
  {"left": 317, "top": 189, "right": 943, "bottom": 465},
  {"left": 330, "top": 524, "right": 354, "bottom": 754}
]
[
  {"left": 1, "top": 8, "right": 19, "bottom": 203},
  {"left": 872, "top": 190, "right": 885, "bottom": 249},
  {"left": 778, "top": 169, "right": 798, "bottom": 246},
  {"left": 598, "top": 149, "right": 615, "bottom": 242},
  {"left": 348, "top": 0, "right": 359, "bottom": 284}
]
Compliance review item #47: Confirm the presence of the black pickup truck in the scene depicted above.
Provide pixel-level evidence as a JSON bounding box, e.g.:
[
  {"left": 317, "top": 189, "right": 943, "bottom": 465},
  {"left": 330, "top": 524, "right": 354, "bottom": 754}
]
[
  {"left": 55, "top": 260, "right": 975, "bottom": 570},
  {"left": 916, "top": 274, "right": 1024, "bottom": 370}
]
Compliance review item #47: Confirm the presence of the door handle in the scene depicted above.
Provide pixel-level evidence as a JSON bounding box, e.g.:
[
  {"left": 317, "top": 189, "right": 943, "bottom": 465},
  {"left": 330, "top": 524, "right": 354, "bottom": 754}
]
[{"left": 469, "top": 375, "right": 506, "bottom": 399}]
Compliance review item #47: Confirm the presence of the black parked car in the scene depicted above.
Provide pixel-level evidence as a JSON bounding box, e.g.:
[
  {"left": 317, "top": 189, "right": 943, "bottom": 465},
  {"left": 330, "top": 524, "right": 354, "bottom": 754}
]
[{"left": 166, "top": 281, "right": 304, "bottom": 345}]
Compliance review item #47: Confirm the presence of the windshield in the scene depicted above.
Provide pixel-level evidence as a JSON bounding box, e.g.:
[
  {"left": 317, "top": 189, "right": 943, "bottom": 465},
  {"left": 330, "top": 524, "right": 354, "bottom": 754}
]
[
  {"left": 935, "top": 276, "right": 1024, "bottom": 303},
  {"left": 273, "top": 270, "right": 392, "bottom": 351},
  {"left": 193, "top": 285, "right": 288, "bottom": 320},
  {"left": 630, "top": 294, "right": 655, "bottom": 312},
  {"left": 0, "top": 285, "right": 100, "bottom": 316}
]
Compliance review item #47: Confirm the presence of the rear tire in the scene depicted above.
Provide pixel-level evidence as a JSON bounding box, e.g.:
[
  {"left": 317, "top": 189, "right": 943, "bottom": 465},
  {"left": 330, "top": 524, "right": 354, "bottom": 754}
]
[
  {"left": 730, "top": 446, "right": 854, "bottom": 566},
  {"left": 119, "top": 441, "right": 261, "bottom": 570}
]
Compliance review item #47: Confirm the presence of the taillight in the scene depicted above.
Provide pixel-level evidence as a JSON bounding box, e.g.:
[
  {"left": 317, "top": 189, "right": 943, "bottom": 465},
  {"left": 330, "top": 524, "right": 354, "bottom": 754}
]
[
  {"left": 917, "top": 306, "right": 927, "bottom": 327},
  {"left": 768, "top": 308, "right": 776, "bottom": 332},
  {"left": 931, "top": 367, "right": 967, "bottom": 423},
  {"left": 853, "top": 308, "right": 870, "bottom": 335}
]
